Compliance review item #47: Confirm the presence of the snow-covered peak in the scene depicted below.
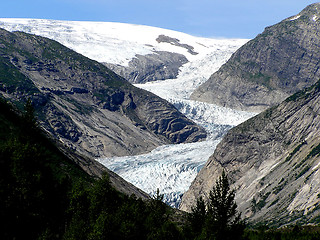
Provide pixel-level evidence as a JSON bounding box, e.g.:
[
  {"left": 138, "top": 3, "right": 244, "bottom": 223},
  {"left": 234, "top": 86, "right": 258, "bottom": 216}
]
[{"left": 0, "top": 18, "right": 248, "bottom": 66}]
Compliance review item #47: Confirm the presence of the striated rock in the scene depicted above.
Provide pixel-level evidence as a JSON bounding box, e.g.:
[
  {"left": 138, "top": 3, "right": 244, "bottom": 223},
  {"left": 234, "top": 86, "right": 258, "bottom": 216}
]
[
  {"left": 104, "top": 51, "right": 188, "bottom": 84},
  {"left": 180, "top": 80, "right": 320, "bottom": 226},
  {"left": 191, "top": 3, "right": 320, "bottom": 112},
  {"left": 0, "top": 28, "right": 206, "bottom": 160}
]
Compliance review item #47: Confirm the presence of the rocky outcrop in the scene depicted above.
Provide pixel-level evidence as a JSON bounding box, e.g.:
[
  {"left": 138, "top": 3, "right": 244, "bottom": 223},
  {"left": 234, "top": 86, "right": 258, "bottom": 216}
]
[
  {"left": 0, "top": 28, "right": 206, "bottom": 159},
  {"left": 191, "top": 3, "right": 320, "bottom": 112},
  {"left": 104, "top": 51, "right": 188, "bottom": 84},
  {"left": 180, "top": 80, "right": 320, "bottom": 226},
  {"left": 156, "top": 35, "right": 198, "bottom": 55}
]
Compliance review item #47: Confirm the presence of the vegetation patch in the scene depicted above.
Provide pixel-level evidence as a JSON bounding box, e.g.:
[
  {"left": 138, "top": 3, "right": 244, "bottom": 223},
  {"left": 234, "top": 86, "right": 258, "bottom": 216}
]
[
  {"left": 285, "top": 79, "right": 320, "bottom": 102},
  {"left": 296, "top": 165, "right": 311, "bottom": 180},
  {"left": 285, "top": 142, "right": 306, "bottom": 162},
  {"left": 306, "top": 143, "right": 320, "bottom": 159},
  {"left": 251, "top": 192, "right": 271, "bottom": 213},
  {"left": 273, "top": 178, "right": 288, "bottom": 194},
  {"left": 0, "top": 56, "right": 38, "bottom": 95},
  {"left": 295, "top": 143, "right": 320, "bottom": 170},
  {"left": 244, "top": 225, "right": 320, "bottom": 240},
  {"left": 245, "top": 71, "right": 273, "bottom": 90}
]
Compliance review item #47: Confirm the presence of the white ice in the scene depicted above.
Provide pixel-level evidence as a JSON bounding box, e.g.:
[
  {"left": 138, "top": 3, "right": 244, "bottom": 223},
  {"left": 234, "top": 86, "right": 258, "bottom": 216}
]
[
  {"left": 0, "top": 18, "right": 255, "bottom": 207},
  {"left": 0, "top": 18, "right": 248, "bottom": 66}
]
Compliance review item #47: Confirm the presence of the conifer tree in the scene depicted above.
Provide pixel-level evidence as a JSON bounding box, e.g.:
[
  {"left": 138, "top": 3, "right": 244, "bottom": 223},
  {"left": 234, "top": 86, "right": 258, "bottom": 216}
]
[{"left": 189, "top": 171, "right": 245, "bottom": 240}]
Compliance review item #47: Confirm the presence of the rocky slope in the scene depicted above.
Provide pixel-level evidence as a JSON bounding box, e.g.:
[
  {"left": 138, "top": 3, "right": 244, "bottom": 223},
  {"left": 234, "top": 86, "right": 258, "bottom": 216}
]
[
  {"left": 180, "top": 79, "right": 320, "bottom": 226},
  {"left": 191, "top": 3, "right": 320, "bottom": 112},
  {"left": 0, "top": 28, "right": 206, "bottom": 159}
]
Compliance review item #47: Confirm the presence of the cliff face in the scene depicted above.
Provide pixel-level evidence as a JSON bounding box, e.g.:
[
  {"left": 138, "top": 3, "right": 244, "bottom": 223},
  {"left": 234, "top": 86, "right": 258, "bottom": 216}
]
[
  {"left": 181, "top": 80, "right": 320, "bottom": 225},
  {"left": 0, "top": 28, "right": 206, "bottom": 159},
  {"left": 191, "top": 3, "right": 320, "bottom": 112}
]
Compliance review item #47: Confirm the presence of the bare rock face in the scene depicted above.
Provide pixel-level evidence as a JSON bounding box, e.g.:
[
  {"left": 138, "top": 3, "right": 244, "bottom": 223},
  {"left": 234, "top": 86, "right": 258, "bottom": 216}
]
[
  {"left": 104, "top": 51, "right": 188, "bottom": 84},
  {"left": 0, "top": 28, "right": 206, "bottom": 159},
  {"left": 180, "top": 80, "right": 320, "bottom": 226},
  {"left": 156, "top": 35, "right": 198, "bottom": 55},
  {"left": 191, "top": 3, "right": 320, "bottom": 112}
]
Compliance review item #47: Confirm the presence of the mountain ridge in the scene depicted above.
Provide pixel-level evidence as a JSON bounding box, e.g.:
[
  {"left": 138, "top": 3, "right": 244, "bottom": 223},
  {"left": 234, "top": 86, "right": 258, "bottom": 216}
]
[
  {"left": 191, "top": 3, "right": 320, "bottom": 112},
  {"left": 181, "top": 77, "right": 320, "bottom": 226},
  {"left": 0, "top": 27, "right": 206, "bottom": 159},
  {"left": 180, "top": 3, "right": 320, "bottom": 226}
]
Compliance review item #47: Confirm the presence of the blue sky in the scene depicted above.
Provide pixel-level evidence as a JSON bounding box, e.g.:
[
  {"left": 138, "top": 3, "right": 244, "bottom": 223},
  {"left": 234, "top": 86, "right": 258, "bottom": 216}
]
[{"left": 1, "top": 0, "right": 318, "bottom": 38}]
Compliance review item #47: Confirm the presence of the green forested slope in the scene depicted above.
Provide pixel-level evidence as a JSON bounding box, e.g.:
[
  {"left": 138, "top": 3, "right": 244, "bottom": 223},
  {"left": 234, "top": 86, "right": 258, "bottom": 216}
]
[{"left": 0, "top": 100, "right": 182, "bottom": 239}]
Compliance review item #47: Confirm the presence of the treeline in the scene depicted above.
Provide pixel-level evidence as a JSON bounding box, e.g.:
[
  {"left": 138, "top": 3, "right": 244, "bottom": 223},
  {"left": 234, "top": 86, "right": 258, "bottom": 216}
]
[{"left": 1, "top": 98, "right": 320, "bottom": 239}]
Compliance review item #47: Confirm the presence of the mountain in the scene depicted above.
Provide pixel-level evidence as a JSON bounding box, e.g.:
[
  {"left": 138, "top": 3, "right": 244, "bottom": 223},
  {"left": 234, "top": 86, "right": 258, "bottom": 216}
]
[
  {"left": 0, "top": 18, "right": 250, "bottom": 208},
  {"left": 180, "top": 77, "right": 320, "bottom": 226},
  {"left": 0, "top": 28, "right": 206, "bottom": 159},
  {"left": 191, "top": 3, "right": 320, "bottom": 112},
  {"left": 0, "top": 18, "right": 247, "bottom": 84}
]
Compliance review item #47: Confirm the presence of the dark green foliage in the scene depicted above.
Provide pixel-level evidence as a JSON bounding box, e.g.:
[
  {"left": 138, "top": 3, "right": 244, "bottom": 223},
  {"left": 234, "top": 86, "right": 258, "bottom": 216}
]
[
  {"left": 285, "top": 142, "right": 306, "bottom": 162},
  {"left": 64, "top": 176, "right": 182, "bottom": 240},
  {"left": 293, "top": 143, "right": 320, "bottom": 177},
  {"left": 285, "top": 79, "right": 320, "bottom": 103},
  {"left": 0, "top": 55, "right": 39, "bottom": 95},
  {"left": 306, "top": 143, "right": 320, "bottom": 159},
  {"left": 0, "top": 99, "right": 182, "bottom": 239},
  {"left": 254, "top": 192, "right": 271, "bottom": 211},
  {"left": 187, "top": 196, "right": 207, "bottom": 237},
  {"left": 186, "top": 171, "right": 246, "bottom": 240},
  {"left": 0, "top": 99, "right": 76, "bottom": 239}
]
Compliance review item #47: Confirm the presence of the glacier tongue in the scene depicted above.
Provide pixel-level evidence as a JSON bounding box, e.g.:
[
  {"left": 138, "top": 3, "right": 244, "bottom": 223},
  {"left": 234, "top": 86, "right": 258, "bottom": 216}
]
[
  {"left": 97, "top": 100, "right": 254, "bottom": 207},
  {"left": 98, "top": 46, "right": 255, "bottom": 207},
  {"left": 98, "top": 137, "right": 222, "bottom": 207}
]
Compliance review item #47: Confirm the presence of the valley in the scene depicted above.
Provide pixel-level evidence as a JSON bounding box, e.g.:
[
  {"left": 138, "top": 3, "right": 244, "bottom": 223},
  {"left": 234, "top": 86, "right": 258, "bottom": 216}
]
[
  {"left": 0, "top": 18, "right": 253, "bottom": 207},
  {"left": 98, "top": 50, "right": 255, "bottom": 207},
  {"left": 1, "top": 2, "right": 320, "bottom": 227}
]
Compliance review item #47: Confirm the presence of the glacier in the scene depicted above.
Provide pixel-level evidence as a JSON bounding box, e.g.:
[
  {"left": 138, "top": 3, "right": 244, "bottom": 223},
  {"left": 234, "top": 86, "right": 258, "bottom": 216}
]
[
  {"left": 96, "top": 37, "right": 255, "bottom": 207},
  {"left": 97, "top": 100, "right": 254, "bottom": 207},
  {"left": 98, "top": 39, "right": 255, "bottom": 207},
  {"left": 0, "top": 18, "right": 255, "bottom": 207}
]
